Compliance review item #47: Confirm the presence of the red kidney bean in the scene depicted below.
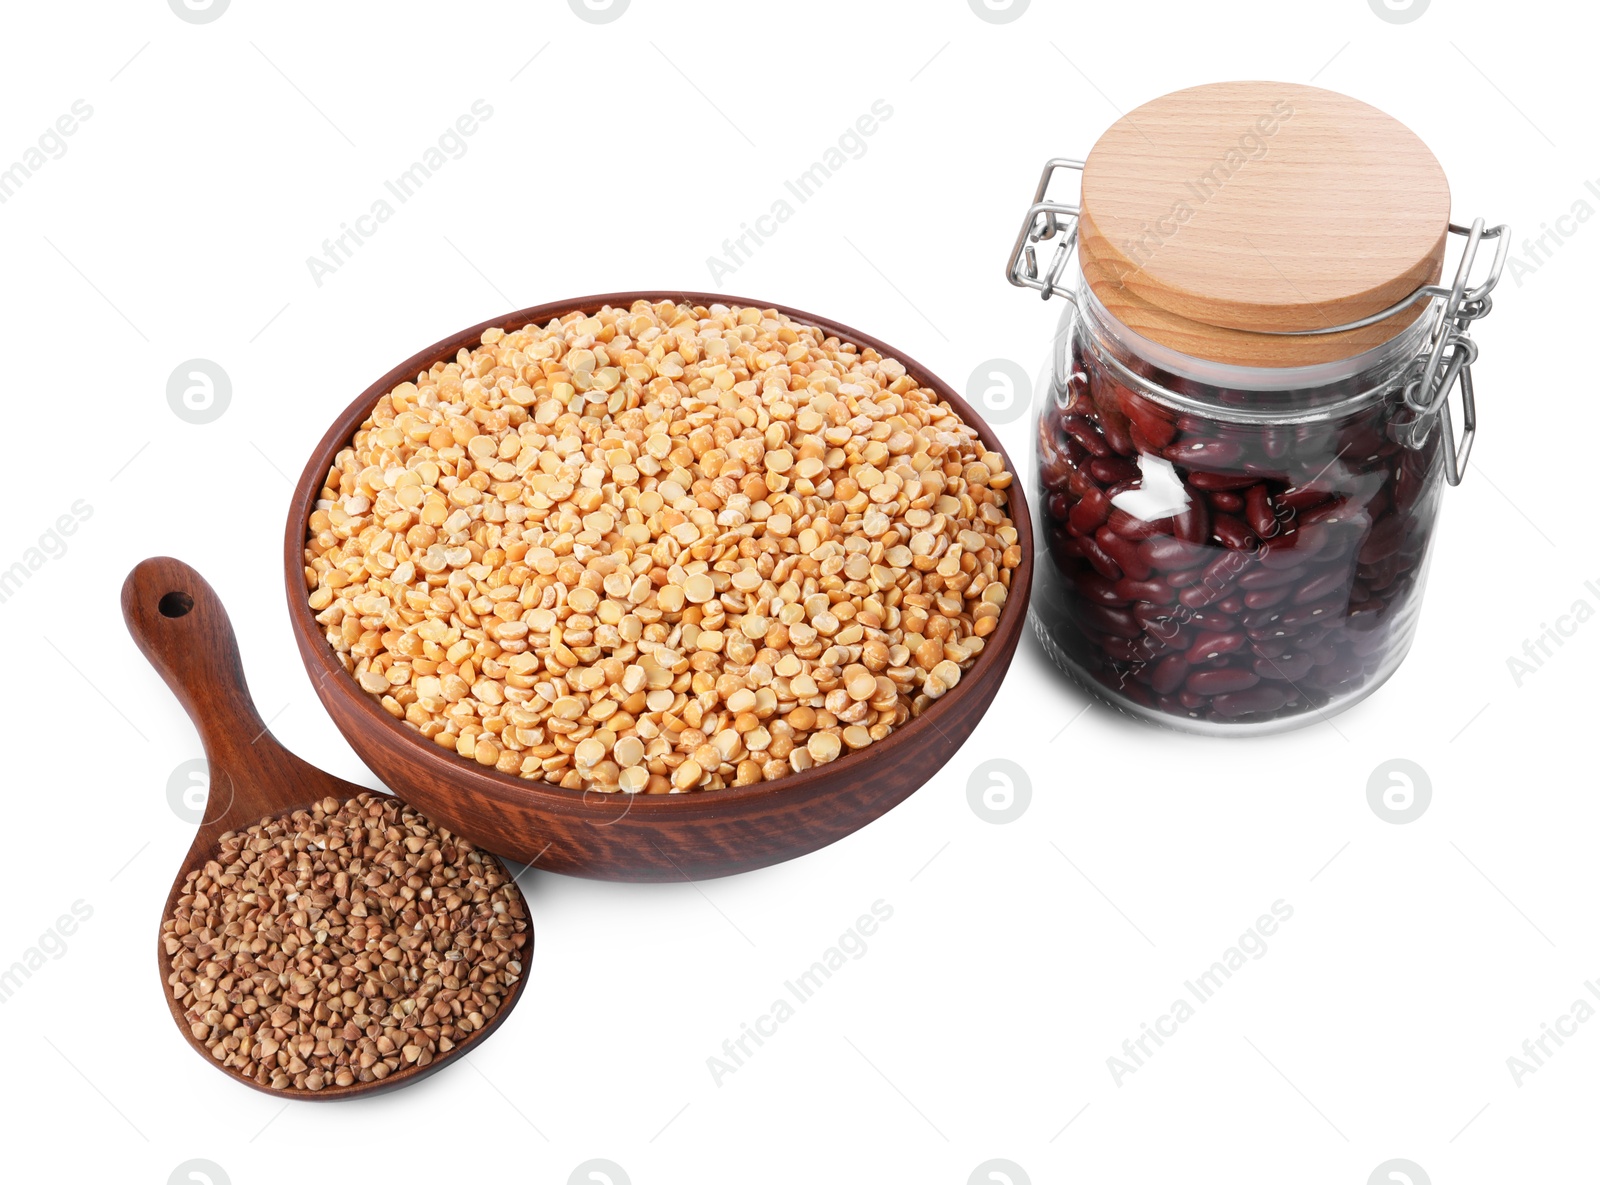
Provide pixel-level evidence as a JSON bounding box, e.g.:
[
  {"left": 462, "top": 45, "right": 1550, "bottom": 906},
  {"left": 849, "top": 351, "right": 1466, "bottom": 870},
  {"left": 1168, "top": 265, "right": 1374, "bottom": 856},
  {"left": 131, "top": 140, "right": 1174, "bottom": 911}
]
[
  {"left": 1088, "top": 381, "right": 1136, "bottom": 451},
  {"left": 1128, "top": 426, "right": 1164, "bottom": 456},
  {"left": 1100, "top": 635, "right": 1153, "bottom": 663},
  {"left": 1215, "top": 595, "right": 1245, "bottom": 616},
  {"left": 1096, "top": 526, "right": 1153, "bottom": 580},
  {"left": 1075, "top": 573, "right": 1127, "bottom": 606},
  {"left": 1057, "top": 534, "right": 1089, "bottom": 562},
  {"left": 1212, "top": 686, "right": 1290, "bottom": 716},
  {"left": 1360, "top": 556, "right": 1404, "bottom": 591},
  {"left": 1259, "top": 524, "right": 1324, "bottom": 567},
  {"left": 1119, "top": 680, "right": 1158, "bottom": 709},
  {"left": 1298, "top": 623, "right": 1333, "bottom": 649},
  {"left": 1208, "top": 491, "right": 1244, "bottom": 513},
  {"left": 1338, "top": 423, "right": 1388, "bottom": 461},
  {"left": 1350, "top": 628, "right": 1390, "bottom": 657},
  {"left": 1178, "top": 584, "right": 1225, "bottom": 610},
  {"left": 1237, "top": 565, "right": 1305, "bottom": 590},
  {"left": 1089, "top": 457, "right": 1141, "bottom": 485},
  {"left": 1186, "top": 470, "right": 1257, "bottom": 491},
  {"left": 1211, "top": 514, "right": 1257, "bottom": 551},
  {"left": 1186, "top": 608, "right": 1239, "bottom": 631},
  {"left": 1259, "top": 521, "right": 1295, "bottom": 550},
  {"left": 1080, "top": 534, "right": 1122, "bottom": 581},
  {"left": 1357, "top": 514, "right": 1406, "bottom": 564},
  {"left": 1145, "top": 626, "right": 1192, "bottom": 655},
  {"left": 1186, "top": 668, "right": 1260, "bottom": 695},
  {"left": 1133, "top": 602, "right": 1180, "bottom": 629},
  {"left": 1244, "top": 586, "right": 1292, "bottom": 610},
  {"left": 1121, "top": 392, "right": 1178, "bottom": 449},
  {"left": 1140, "top": 535, "right": 1209, "bottom": 571},
  {"left": 1345, "top": 603, "right": 1382, "bottom": 629},
  {"left": 1277, "top": 482, "right": 1333, "bottom": 513},
  {"left": 1293, "top": 569, "right": 1350, "bottom": 605},
  {"left": 1298, "top": 499, "right": 1348, "bottom": 526},
  {"left": 1108, "top": 508, "right": 1172, "bottom": 541},
  {"left": 1261, "top": 427, "right": 1292, "bottom": 460},
  {"left": 1115, "top": 577, "right": 1173, "bottom": 604},
  {"left": 1186, "top": 631, "right": 1246, "bottom": 663},
  {"left": 1171, "top": 497, "right": 1211, "bottom": 545},
  {"left": 1151, "top": 654, "right": 1189, "bottom": 694},
  {"left": 1316, "top": 620, "right": 1349, "bottom": 645},
  {"left": 1393, "top": 449, "right": 1434, "bottom": 516},
  {"left": 1081, "top": 603, "right": 1142, "bottom": 638},
  {"left": 1242, "top": 607, "right": 1284, "bottom": 630},
  {"left": 1276, "top": 599, "right": 1343, "bottom": 630},
  {"left": 1144, "top": 626, "right": 1191, "bottom": 655},
  {"left": 1399, "top": 533, "right": 1430, "bottom": 563},
  {"left": 1362, "top": 485, "right": 1393, "bottom": 521},
  {"left": 1178, "top": 690, "right": 1207, "bottom": 710},
  {"left": 1208, "top": 551, "right": 1248, "bottom": 584},
  {"left": 1309, "top": 643, "right": 1340, "bottom": 666},
  {"left": 1062, "top": 416, "right": 1111, "bottom": 457},
  {"left": 1308, "top": 655, "right": 1364, "bottom": 688},
  {"left": 1067, "top": 488, "right": 1111, "bottom": 536},
  {"left": 1177, "top": 554, "right": 1246, "bottom": 609},
  {"left": 1302, "top": 502, "right": 1371, "bottom": 535},
  {"left": 1179, "top": 582, "right": 1239, "bottom": 611},
  {"left": 1040, "top": 452, "right": 1074, "bottom": 490},
  {"left": 1255, "top": 651, "right": 1314, "bottom": 681},
  {"left": 1165, "top": 567, "right": 1204, "bottom": 588},
  {"left": 1046, "top": 535, "right": 1080, "bottom": 577},
  {"left": 1098, "top": 413, "right": 1136, "bottom": 458},
  {"left": 1165, "top": 438, "right": 1245, "bottom": 468},
  {"left": 1245, "top": 485, "right": 1278, "bottom": 537}
]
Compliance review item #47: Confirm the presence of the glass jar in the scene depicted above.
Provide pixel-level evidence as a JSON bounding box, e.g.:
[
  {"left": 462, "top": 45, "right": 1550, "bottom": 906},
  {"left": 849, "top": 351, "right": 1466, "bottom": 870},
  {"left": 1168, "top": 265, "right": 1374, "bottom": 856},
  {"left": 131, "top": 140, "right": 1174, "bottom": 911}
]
[{"left": 1006, "top": 86, "right": 1507, "bottom": 734}]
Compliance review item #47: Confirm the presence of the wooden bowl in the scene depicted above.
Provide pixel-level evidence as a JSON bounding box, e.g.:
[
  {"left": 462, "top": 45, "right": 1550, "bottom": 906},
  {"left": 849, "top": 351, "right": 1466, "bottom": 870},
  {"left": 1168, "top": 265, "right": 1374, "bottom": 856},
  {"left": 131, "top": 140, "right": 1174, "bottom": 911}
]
[{"left": 283, "top": 291, "right": 1033, "bottom": 881}]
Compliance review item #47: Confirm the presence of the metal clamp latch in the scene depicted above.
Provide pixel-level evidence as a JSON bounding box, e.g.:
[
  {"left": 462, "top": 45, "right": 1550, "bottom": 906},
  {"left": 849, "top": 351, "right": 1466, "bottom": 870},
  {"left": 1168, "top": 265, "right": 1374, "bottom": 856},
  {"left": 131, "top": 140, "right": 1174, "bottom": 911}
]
[
  {"left": 1393, "top": 219, "right": 1508, "bottom": 484},
  {"left": 1005, "top": 158, "right": 1084, "bottom": 302}
]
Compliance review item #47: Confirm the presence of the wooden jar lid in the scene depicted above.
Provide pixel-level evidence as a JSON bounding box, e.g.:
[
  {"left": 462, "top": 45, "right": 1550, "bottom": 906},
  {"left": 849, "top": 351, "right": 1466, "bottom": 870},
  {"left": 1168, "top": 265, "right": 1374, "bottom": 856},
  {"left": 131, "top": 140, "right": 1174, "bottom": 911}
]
[{"left": 1077, "top": 81, "right": 1452, "bottom": 368}]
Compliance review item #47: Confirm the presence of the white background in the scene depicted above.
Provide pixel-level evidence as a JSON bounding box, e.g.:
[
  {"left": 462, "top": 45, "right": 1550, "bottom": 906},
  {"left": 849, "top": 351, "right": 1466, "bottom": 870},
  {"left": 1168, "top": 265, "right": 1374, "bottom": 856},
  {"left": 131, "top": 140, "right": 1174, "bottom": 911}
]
[{"left": 0, "top": 1, "right": 1594, "bottom": 1182}]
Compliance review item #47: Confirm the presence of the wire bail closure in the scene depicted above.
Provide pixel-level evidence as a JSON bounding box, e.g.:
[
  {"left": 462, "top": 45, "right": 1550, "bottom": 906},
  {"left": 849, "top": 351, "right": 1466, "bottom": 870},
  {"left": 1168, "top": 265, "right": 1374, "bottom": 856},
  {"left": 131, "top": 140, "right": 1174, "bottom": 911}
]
[
  {"left": 1006, "top": 159, "right": 1086, "bottom": 305},
  {"left": 1005, "top": 158, "right": 1508, "bottom": 485}
]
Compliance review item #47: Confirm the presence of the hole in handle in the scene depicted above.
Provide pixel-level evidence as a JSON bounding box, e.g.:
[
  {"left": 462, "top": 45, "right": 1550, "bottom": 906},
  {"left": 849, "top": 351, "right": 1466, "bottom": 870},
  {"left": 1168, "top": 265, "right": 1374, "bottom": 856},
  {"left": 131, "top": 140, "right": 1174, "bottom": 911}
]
[{"left": 159, "top": 591, "right": 195, "bottom": 618}]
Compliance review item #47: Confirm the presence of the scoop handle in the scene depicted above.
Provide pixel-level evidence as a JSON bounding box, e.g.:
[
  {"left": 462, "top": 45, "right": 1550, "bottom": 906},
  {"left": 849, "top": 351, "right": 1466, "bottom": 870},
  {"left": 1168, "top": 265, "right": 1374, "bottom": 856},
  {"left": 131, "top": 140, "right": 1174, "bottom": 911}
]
[{"left": 121, "top": 557, "right": 306, "bottom": 827}]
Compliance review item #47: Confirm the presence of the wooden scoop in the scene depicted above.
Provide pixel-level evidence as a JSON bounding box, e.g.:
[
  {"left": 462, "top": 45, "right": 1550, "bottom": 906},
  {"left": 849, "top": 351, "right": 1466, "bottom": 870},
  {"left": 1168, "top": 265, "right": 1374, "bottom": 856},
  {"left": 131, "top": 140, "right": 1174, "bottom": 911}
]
[{"left": 122, "top": 556, "right": 532, "bottom": 1099}]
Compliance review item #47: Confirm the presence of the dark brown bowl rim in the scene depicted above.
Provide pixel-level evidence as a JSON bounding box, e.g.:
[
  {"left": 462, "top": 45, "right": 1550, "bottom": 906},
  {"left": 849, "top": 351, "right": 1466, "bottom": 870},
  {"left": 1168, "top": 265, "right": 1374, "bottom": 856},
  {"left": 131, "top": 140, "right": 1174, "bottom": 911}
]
[{"left": 283, "top": 290, "right": 1034, "bottom": 819}]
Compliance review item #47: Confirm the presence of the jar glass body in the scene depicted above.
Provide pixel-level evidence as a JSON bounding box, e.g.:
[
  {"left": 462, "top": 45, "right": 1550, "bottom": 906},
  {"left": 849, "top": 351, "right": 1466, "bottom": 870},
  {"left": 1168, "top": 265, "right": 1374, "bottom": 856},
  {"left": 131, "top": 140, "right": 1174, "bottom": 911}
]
[{"left": 1030, "top": 276, "right": 1447, "bottom": 734}]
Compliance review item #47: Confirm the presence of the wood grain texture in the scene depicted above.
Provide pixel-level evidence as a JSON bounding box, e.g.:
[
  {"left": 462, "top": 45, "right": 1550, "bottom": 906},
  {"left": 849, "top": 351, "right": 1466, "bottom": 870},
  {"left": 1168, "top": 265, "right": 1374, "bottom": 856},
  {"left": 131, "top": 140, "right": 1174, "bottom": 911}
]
[
  {"left": 123, "top": 557, "right": 532, "bottom": 1100},
  {"left": 1077, "top": 81, "right": 1450, "bottom": 367},
  {"left": 283, "top": 291, "right": 1034, "bottom": 882}
]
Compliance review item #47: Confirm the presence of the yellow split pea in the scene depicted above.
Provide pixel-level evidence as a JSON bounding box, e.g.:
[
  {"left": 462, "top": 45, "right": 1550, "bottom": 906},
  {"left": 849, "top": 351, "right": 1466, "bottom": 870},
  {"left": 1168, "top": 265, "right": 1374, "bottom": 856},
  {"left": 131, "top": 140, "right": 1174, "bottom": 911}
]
[{"left": 304, "top": 301, "right": 1021, "bottom": 794}]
